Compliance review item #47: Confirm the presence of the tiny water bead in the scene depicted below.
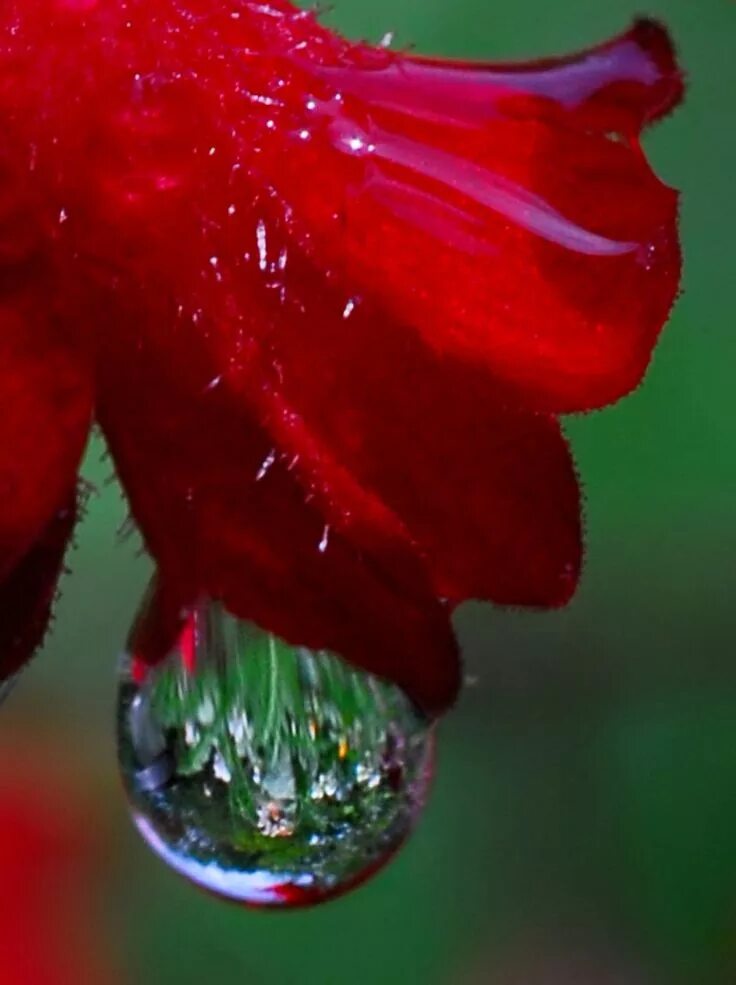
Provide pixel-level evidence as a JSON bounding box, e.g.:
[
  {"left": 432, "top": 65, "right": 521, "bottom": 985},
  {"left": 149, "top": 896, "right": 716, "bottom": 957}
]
[{"left": 117, "top": 594, "right": 434, "bottom": 907}]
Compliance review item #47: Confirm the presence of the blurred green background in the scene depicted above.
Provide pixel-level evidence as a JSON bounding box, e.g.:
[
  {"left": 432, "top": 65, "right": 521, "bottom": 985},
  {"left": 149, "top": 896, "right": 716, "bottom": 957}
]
[{"left": 2, "top": 0, "right": 735, "bottom": 982}]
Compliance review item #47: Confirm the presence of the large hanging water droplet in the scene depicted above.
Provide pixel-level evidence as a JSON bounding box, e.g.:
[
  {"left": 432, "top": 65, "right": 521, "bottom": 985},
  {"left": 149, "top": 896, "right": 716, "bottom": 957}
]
[{"left": 117, "top": 592, "right": 434, "bottom": 908}]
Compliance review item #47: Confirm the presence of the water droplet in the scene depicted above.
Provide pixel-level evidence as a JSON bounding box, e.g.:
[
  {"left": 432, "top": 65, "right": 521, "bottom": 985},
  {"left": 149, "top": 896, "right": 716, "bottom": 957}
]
[
  {"left": 117, "top": 593, "right": 433, "bottom": 908},
  {"left": 256, "top": 218, "right": 268, "bottom": 271},
  {"left": 255, "top": 448, "right": 276, "bottom": 480}
]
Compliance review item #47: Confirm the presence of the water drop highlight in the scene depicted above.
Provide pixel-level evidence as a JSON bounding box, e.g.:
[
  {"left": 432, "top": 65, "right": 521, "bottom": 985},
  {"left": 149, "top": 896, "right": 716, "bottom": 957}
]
[{"left": 117, "top": 592, "right": 434, "bottom": 908}]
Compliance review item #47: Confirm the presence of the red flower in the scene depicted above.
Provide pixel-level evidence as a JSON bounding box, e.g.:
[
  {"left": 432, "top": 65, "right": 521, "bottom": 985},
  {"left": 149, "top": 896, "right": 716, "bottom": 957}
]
[
  {"left": 0, "top": 2, "right": 683, "bottom": 715},
  {"left": 0, "top": 743, "right": 120, "bottom": 984}
]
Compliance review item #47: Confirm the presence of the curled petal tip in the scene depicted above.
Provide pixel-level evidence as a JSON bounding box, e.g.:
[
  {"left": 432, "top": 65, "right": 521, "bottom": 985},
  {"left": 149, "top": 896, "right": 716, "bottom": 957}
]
[{"left": 627, "top": 18, "right": 685, "bottom": 124}]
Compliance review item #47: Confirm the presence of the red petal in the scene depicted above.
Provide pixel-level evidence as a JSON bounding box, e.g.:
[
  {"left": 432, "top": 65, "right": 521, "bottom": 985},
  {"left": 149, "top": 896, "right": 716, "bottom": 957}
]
[
  {"left": 0, "top": 318, "right": 88, "bottom": 582},
  {"left": 0, "top": 159, "right": 91, "bottom": 684},
  {"left": 0, "top": 149, "right": 90, "bottom": 679},
  {"left": 0, "top": 154, "right": 92, "bottom": 583},
  {"left": 313, "top": 20, "right": 683, "bottom": 137},
  {"left": 0, "top": 497, "right": 76, "bottom": 684},
  {"left": 251, "top": 19, "right": 683, "bottom": 412},
  {"left": 221, "top": 236, "right": 582, "bottom": 607},
  {"left": 3, "top": 8, "right": 681, "bottom": 414},
  {"left": 97, "top": 315, "right": 459, "bottom": 716}
]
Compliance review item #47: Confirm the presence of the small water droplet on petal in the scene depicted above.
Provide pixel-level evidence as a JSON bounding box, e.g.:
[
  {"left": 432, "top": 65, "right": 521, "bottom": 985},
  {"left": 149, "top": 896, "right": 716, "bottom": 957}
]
[
  {"left": 256, "top": 448, "right": 276, "bottom": 481},
  {"left": 256, "top": 219, "right": 268, "bottom": 271}
]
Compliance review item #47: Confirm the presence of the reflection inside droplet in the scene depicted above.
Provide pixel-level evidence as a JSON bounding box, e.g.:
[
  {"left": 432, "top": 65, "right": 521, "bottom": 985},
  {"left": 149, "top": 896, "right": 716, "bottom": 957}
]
[{"left": 117, "top": 590, "right": 434, "bottom": 908}]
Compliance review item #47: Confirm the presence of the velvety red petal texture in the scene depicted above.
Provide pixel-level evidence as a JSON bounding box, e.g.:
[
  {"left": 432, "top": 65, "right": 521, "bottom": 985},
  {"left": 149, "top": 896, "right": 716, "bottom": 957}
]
[
  {"left": 0, "top": 498, "right": 77, "bottom": 684},
  {"left": 97, "top": 309, "right": 459, "bottom": 715},
  {"left": 257, "top": 18, "right": 682, "bottom": 413},
  {"left": 0, "top": 310, "right": 88, "bottom": 579},
  {"left": 0, "top": 0, "right": 683, "bottom": 705},
  {"left": 0, "top": 150, "right": 91, "bottom": 583},
  {"left": 219, "top": 233, "right": 583, "bottom": 607},
  {"left": 0, "top": 150, "right": 90, "bottom": 681}
]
